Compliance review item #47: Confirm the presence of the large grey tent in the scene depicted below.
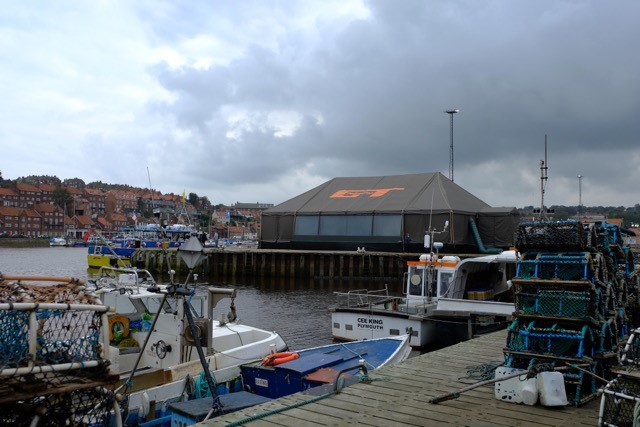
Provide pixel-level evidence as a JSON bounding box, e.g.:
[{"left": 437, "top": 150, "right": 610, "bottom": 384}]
[{"left": 260, "top": 172, "right": 519, "bottom": 253}]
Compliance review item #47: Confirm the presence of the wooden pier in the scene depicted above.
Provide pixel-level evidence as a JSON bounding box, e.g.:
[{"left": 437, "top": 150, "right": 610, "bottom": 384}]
[
  {"left": 203, "top": 329, "right": 599, "bottom": 426},
  {"left": 132, "top": 248, "right": 418, "bottom": 281}
]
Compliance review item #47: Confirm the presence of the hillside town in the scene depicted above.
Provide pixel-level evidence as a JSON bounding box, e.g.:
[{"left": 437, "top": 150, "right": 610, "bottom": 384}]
[{"left": 0, "top": 177, "right": 273, "bottom": 242}]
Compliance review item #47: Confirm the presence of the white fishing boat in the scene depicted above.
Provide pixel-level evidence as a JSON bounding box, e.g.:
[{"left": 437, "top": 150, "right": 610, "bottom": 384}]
[
  {"left": 90, "top": 265, "right": 287, "bottom": 421},
  {"left": 330, "top": 231, "right": 518, "bottom": 348},
  {"left": 49, "top": 236, "right": 67, "bottom": 246}
]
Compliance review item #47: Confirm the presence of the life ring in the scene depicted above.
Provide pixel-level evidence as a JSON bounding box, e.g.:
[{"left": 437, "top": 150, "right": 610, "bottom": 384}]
[
  {"left": 109, "top": 315, "right": 130, "bottom": 342},
  {"left": 262, "top": 352, "right": 300, "bottom": 366}
]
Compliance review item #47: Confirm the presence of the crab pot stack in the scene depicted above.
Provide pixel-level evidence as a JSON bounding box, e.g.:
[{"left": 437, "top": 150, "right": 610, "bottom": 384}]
[
  {"left": 598, "top": 328, "right": 640, "bottom": 425},
  {"left": 504, "top": 220, "right": 637, "bottom": 406},
  {"left": 0, "top": 278, "right": 119, "bottom": 425}
]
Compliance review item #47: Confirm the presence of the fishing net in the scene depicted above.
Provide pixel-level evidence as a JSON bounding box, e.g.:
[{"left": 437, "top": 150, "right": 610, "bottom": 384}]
[
  {"left": 600, "top": 375, "right": 640, "bottom": 426},
  {"left": 513, "top": 281, "right": 600, "bottom": 320},
  {"left": 561, "top": 364, "right": 599, "bottom": 407},
  {"left": 505, "top": 319, "right": 596, "bottom": 359},
  {"left": 515, "top": 221, "right": 586, "bottom": 251},
  {"left": 620, "top": 328, "right": 640, "bottom": 366},
  {"left": 506, "top": 219, "right": 638, "bottom": 408},
  {"left": 0, "top": 385, "right": 119, "bottom": 426},
  {"left": 515, "top": 252, "right": 592, "bottom": 281},
  {"left": 0, "top": 278, "right": 118, "bottom": 424}
]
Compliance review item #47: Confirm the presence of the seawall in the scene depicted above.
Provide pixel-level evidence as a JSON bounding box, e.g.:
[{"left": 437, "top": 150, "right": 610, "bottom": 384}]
[{"left": 131, "top": 247, "right": 419, "bottom": 282}]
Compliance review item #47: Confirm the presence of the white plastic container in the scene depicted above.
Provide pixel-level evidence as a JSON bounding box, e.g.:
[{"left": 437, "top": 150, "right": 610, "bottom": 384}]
[
  {"left": 494, "top": 366, "right": 538, "bottom": 404},
  {"left": 538, "top": 371, "right": 568, "bottom": 406}
]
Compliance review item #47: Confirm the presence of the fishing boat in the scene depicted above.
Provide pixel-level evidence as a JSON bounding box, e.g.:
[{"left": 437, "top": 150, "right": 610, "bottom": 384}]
[
  {"left": 87, "top": 224, "right": 195, "bottom": 269},
  {"left": 89, "top": 266, "right": 288, "bottom": 423},
  {"left": 163, "top": 335, "right": 411, "bottom": 426},
  {"left": 88, "top": 241, "right": 132, "bottom": 268},
  {"left": 49, "top": 236, "right": 67, "bottom": 246},
  {"left": 330, "top": 240, "right": 518, "bottom": 348}
]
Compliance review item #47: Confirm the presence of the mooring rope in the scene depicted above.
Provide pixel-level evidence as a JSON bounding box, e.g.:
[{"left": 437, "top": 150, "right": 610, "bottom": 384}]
[{"left": 458, "top": 361, "right": 504, "bottom": 382}]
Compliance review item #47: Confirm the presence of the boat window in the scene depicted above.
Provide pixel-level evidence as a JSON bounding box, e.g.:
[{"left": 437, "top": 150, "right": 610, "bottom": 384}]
[
  {"left": 438, "top": 272, "right": 454, "bottom": 298},
  {"left": 188, "top": 296, "right": 205, "bottom": 317},
  {"left": 137, "top": 296, "right": 177, "bottom": 314},
  {"left": 408, "top": 270, "right": 422, "bottom": 296}
]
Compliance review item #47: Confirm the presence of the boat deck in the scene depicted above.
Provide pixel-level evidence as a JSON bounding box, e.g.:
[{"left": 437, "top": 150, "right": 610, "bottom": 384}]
[{"left": 202, "top": 329, "right": 600, "bottom": 426}]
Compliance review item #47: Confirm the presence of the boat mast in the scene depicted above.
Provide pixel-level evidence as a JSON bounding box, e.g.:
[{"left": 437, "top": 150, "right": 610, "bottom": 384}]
[
  {"left": 539, "top": 135, "right": 549, "bottom": 220},
  {"left": 147, "top": 166, "right": 155, "bottom": 214}
]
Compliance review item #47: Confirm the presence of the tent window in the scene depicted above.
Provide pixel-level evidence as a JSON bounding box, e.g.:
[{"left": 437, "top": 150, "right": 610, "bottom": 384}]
[
  {"left": 346, "top": 215, "right": 372, "bottom": 236},
  {"left": 373, "top": 215, "right": 401, "bottom": 236},
  {"left": 319, "top": 216, "right": 346, "bottom": 235},
  {"left": 294, "top": 216, "right": 319, "bottom": 235}
]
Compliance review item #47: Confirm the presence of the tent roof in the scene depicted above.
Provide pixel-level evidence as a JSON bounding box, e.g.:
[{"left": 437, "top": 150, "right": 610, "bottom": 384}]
[{"left": 265, "top": 172, "right": 496, "bottom": 216}]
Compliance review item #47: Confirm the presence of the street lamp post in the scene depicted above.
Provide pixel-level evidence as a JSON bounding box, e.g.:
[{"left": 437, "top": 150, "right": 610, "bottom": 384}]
[
  {"left": 444, "top": 109, "right": 459, "bottom": 181},
  {"left": 577, "top": 174, "right": 583, "bottom": 220}
]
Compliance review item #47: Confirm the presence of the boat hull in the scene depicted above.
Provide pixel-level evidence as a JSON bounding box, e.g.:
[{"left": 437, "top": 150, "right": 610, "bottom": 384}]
[
  {"left": 162, "top": 335, "right": 411, "bottom": 425},
  {"left": 241, "top": 335, "right": 411, "bottom": 399},
  {"left": 331, "top": 308, "right": 436, "bottom": 348},
  {"left": 87, "top": 254, "right": 130, "bottom": 268}
]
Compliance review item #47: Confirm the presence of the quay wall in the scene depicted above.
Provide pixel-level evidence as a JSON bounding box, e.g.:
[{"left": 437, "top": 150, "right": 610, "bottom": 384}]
[
  {"left": 131, "top": 248, "right": 420, "bottom": 282},
  {"left": 0, "top": 238, "right": 49, "bottom": 248}
]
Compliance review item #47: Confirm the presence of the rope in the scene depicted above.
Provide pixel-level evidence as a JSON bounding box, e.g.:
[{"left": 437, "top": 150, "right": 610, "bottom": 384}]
[
  {"left": 194, "top": 370, "right": 218, "bottom": 398},
  {"left": 459, "top": 361, "right": 503, "bottom": 382},
  {"left": 336, "top": 343, "right": 375, "bottom": 370},
  {"left": 634, "top": 399, "right": 640, "bottom": 427}
]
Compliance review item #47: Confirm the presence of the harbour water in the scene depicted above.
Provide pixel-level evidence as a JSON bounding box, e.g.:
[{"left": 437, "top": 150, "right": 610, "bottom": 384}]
[{"left": 0, "top": 247, "right": 405, "bottom": 351}]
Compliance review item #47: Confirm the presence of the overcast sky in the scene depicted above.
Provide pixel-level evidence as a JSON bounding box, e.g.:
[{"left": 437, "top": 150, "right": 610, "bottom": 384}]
[{"left": 2, "top": 1, "right": 639, "bottom": 209}]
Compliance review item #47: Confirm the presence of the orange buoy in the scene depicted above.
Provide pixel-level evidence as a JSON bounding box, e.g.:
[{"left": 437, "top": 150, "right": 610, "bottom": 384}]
[
  {"left": 262, "top": 351, "right": 300, "bottom": 366},
  {"left": 108, "top": 314, "right": 130, "bottom": 342}
]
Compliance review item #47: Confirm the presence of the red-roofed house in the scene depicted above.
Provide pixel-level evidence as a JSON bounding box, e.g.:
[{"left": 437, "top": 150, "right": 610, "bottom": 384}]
[
  {"left": 37, "top": 183, "right": 58, "bottom": 205},
  {"left": 68, "top": 215, "right": 94, "bottom": 240},
  {"left": 34, "top": 203, "right": 65, "bottom": 236},
  {"left": 107, "top": 212, "right": 131, "bottom": 230},
  {"left": 0, "top": 187, "right": 18, "bottom": 207},
  {"left": 85, "top": 188, "right": 106, "bottom": 215},
  {"left": 0, "top": 206, "right": 22, "bottom": 236},
  {"left": 15, "top": 183, "right": 42, "bottom": 207},
  {"left": 95, "top": 216, "right": 114, "bottom": 234},
  {"left": 106, "top": 190, "right": 138, "bottom": 214},
  {"left": 20, "top": 208, "right": 43, "bottom": 237}
]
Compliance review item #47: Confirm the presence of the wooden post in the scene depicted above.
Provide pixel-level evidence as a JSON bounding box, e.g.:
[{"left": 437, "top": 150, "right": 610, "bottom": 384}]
[
  {"left": 349, "top": 255, "right": 354, "bottom": 277},
  {"left": 329, "top": 255, "right": 335, "bottom": 278}
]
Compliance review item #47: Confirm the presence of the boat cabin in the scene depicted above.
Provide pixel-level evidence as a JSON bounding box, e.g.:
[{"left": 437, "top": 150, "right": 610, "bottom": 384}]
[{"left": 405, "top": 254, "right": 460, "bottom": 300}]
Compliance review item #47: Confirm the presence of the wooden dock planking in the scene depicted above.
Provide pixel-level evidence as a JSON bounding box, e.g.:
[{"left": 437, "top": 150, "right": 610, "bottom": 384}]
[{"left": 202, "top": 329, "right": 600, "bottom": 426}]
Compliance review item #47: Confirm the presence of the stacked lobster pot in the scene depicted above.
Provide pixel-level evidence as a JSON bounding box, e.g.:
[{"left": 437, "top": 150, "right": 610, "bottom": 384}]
[
  {"left": 0, "top": 275, "right": 120, "bottom": 426},
  {"left": 504, "top": 220, "right": 637, "bottom": 406}
]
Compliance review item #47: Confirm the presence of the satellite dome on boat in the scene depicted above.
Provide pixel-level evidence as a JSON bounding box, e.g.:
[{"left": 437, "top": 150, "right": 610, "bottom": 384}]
[{"left": 260, "top": 172, "right": 519, "bottom": 253}]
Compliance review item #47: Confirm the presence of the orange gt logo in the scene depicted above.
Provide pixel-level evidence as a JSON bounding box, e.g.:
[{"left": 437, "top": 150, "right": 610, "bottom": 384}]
[{"left": 330, "top": 188, "right": 405, "bottom": 198}]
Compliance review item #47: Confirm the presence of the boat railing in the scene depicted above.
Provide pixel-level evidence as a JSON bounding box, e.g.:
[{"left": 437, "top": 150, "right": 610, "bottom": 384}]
[
  {"left": 334, "top": 286, "right": 395, "bottom": 308},
  {"left": 92, "top": 266, "right": 157, "bottom": 293}
]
